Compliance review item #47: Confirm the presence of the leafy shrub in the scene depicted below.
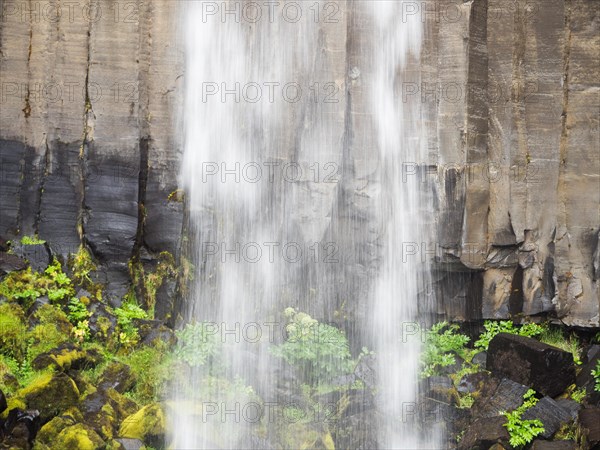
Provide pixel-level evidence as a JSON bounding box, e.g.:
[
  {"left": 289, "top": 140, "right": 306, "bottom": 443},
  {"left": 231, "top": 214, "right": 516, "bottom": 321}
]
[
  {"left": 474, "top": 321, "right": 544, "bottom": 350},
  {"left": 420, "top": 321, "right": 470, "bottom": 377},
  {"left": 67, "top": 297, "right": 91, "bottom": 342},
  {"left": 114, "top": 299, "right": 148, "bottom": 348},
  {"left": 174, "top": 321, "right": 220, "bottom": 368},
  {"left": 570, "top": 387, "right": 586, "bottom": 403},
  {"left": 120, "top": 343, "right": 173, "bottom": 405},
  {"left": 503, "top": 389, "right": 545, "bottom": 448},
  {"left": 270, "top": 308, "right": 354, "bottom": 384},
  {"left": 0, "top": 259, "right": 74, "bottom": 307},
  {"left": 592, "top": 360, "right": 600, "bottom": 392}
]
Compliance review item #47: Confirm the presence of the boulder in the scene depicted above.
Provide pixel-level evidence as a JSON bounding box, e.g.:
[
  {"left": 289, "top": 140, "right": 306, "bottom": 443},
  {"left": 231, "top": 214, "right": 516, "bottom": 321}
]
[
  {"left": 530, "top": 441, "right": 577, "bottom": 450},
  {"left": 420, "top": 376, "right": 457, "bottom": 403},
  {"left": 87, "top": 301, "right": 118, "bottom": 341},
  {"left": 31, "top": 343, "right": 103, "bottom": 372},
  {"left": 0, "top": 252, "right": 27, "bottom": 274},
  {"left": 52, "top": 423, "right": 105, "bottom": 450},
  {"left": 114, "top": 438, "right": 145, "bottom": 450},
  {"left": 522, "top": 396, "right": 572, "bottom": 438},
  {"left": 471, "top": 351, "right": 487, "bottom": 367},
  {"left": 34, "top": 412, "right": 78, "bottom": 447},
  {"left": 473, "top": 378, "right": 529, "bottom": 419},
  {"left": 11, "top": 242, "right": 51, "bottom": 272},
  {"left": 486, "top": 333, "right": 576, "bottom": 397},
  {"left": 97, "top": 362, "right": 136, "bottom": 394},
  {"left": 457, "top": 372, "right": 493, "bottom": 395},
  {"left": 1, "top": 408, "right": 41, "bottom": 449},
  {"left": 457, "top": 416, "right": 510, "bottom": 450},
  {"left": 119, "top": 403, "right": 166, "bottom": 448},
  {"left": 578, "top": 407, "right": 600, "bottom": 446},
  {"left": 576, "top": 344, "right": 600, "bottom": 392},
  {"left": 554, "top": 398, "right": 581, "bottom": 420},
  {"left": 19, "top": 372, "right": 79, "bottom": 420}
]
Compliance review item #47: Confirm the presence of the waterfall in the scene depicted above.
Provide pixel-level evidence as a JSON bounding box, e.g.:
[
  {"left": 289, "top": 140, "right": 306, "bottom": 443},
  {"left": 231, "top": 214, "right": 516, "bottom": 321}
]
[{"left": 172, "top": 1, "right": 438, "bottom": 448}]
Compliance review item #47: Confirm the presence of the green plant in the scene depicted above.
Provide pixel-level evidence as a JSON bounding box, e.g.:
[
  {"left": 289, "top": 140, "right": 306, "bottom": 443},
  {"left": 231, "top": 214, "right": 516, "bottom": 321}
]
[
  {"left": 0, "top": 303, "right": 28, "bottom": 360},
  {"left": 67, "top": 297, "right": 91, "bottom": 342},
  {"left": 571, "top": 387, "right": 586, "bottom": 403},
  {"left": 538, "top": 326, "right": 582, "bottom": 365},
  {"left": 20, "top": 235, "right": 46, "bottom": 245},
  {"left": 70, "top": 245, "right": 96, "bottom": 285},
  {"left": 502, "top": 389, "right": 545, "bottom": 448},
  {"left": 592, "top": 360, "right": 600, "bottom": 392},
  {"left": 420, "top": 321, "right": 470, "bottom": 377},
  {"left": 270, "top": 308, "right": 355, "bottom": 384},
  {"left": 475, "top": 321, "right": 544, "bottom": 350},
  {"left": 113, "top": 298, "right": 148, "bottom": 348},
  {"left": 174, "top": 321, "right": 220, "bottom": 367}
]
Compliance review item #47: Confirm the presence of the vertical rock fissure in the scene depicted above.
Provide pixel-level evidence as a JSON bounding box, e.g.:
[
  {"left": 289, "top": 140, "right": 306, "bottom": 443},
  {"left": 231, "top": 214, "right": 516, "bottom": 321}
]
[
  {"left": 33, "top": 137, "right": 51, "bottom": 236},
  {"left": 79, "top": 14, "right": 94, "bottom": 245},
  {"left": 558, "top": 0, "right": 572, "bottom": 226}
]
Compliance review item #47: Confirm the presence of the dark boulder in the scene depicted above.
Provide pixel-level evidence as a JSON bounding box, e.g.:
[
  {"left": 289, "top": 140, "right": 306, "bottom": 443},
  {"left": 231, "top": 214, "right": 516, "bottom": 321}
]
[
  {"left": 31, "top": 343, "right": 103, "bottom": 372},
  {"left": 19, "top": 372, "right": 80, "bottom": 421},
  {"left": 457, "top": 416, "right": 510, "bottom": 450},
  {"left": 420, "top": 376, "right": 456, "bottom": 403},
  {"left": 530, "top": 441, "right": 577, "bottom": 450},
  {"left": 0, "top": 252, "right": 27, "bottom": 274},
  {"left": 1, "top": 408, "right": 41, "bottom": 449},
  {"left": 472, "top": 378, "right": 529, "bottom": 419},
  {"left": 486, "top": 333, "right": 576, "bottom": 397},
  {"left": 115, "top": 438, "right": 145, "bottom": 450},
  {"left": 457, "top": 371, "right": 493, "bottom": 394},
  {"left": 11, "top": 242, "right": 51, "bottom": 272},
  {"left": 98, "top": 362, "right": 136, "bottom": 394},
  {"left": 87, "top": 300, "right": 118, "bottom": 341},
  {"left": 578, "top": 407, "right": 600, "bottom": 446},
  {"left": 354, "top": 354, "right": 377, "bottom": 390},
  {"left": 554, "top": 398, "right": 581, "bottom": 420},
  {"left": 522, "top": 396, "right": 572, "bottom": 438},
  {"left": 136, "top": 320, "right": 176, "bottom": 347},
  {"left": 472, "top": 351, "right": 487, "bottom": 367},
  {"left": 576, "top": 344, "right": 600, "bottom": 393}
]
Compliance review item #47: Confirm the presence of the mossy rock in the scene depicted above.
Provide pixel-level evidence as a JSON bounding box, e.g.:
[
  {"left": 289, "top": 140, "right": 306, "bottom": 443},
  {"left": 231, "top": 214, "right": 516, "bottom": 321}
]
[
  {"left": 98, "top": 362, "right": 136, "bottom": 394},
  {"left": 34, "top": 414, "right": 78, "bottom": 447},
  {"left": 31, "top": 343, "right": 103, "bottom": 372},
  {"left": 105, "top": 388, "right": 138, "bottom": 422},
  {"left": 51, "top": 423, "right": 105, "bottom": 450},
  {"left": 119, "top": 403, "right": 165, "bottom": 447},
  {"left": 0, "top": 397, "right": 27, "bottom": 419},
  {"left": 19, "top": 372, "right": 80, "bottom": 420}
]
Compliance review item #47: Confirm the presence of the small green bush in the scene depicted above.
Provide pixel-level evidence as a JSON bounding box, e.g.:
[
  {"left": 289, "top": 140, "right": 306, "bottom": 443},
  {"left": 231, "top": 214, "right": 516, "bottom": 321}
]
[
  {"left": 420, "top": 321, "right": 470, "bottom": 377},
  {"left": 270, "top": 308, "right": 354, "bottom": 384},
  {"left": 474, "top": 321, "right": 544, "bottom": 350},
  {"left": 592, "top": 360, "right": 600, "bottom": 392},
  {"left": 174, "top": 321, "right": 220, "bottom": 368},
  {"left": 20, "top": 235, "right": 46, "bottom": 245},
  {"left": 503, "top": 389, "right": 545, "bottom": 448}
]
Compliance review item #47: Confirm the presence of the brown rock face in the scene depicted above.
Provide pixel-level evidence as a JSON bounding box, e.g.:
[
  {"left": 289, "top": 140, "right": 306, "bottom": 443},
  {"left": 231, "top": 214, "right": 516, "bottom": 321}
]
[
  {"left": 486, "top": 333, "right": 576, "bottom": 397},
  {"left": 1, "top": 1, "right": 598, "bottom": 323}
]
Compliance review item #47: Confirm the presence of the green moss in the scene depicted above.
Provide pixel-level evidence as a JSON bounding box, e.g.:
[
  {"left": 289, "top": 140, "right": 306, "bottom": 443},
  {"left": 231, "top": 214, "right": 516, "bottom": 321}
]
[
  {"left": 0, "top": 303, "right": 28, "bottom": 360},
  {"left": 52, "top": 424, "right": 105, "bottom": 450},
  {"left": 119, "top": 403, "right": 166, "bottom": 444},
  {"left": 20, "top": 235, "right": 46, "bottom": 245},
  {"left": 19, "top": 372, "right": 80, "bottom": 419},
  {"left": 119, "top": 344, "right": 173, "bottom": 405}
]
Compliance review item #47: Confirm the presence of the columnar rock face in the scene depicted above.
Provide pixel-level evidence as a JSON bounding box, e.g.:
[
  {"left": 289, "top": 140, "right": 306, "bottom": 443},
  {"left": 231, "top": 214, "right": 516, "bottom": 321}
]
[{"left": 1, "top": 1, "right": 598, "bottom": 324}]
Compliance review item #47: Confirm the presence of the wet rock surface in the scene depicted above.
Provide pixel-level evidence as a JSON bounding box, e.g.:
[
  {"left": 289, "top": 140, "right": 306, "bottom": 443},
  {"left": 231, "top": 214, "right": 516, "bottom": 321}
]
[{"left": 487, "top": 333, "right": 576, "bottom": 397}]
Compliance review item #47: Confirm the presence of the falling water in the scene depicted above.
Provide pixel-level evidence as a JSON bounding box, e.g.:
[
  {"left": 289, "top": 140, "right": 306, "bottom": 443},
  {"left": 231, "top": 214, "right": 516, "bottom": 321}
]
[{"left": 172, "top": 1, "right": 437, "bottom": 448}]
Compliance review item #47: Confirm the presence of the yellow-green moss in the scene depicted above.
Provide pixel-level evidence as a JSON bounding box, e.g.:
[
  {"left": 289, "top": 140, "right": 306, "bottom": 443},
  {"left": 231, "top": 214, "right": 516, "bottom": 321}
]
[
  {"left": 52, "top": 424, "right": 105, "bottom": 450},
  {"left": 0, "top": 397, "right": 26, "bottom": 419},
  {"left": 119, "top": 403, "right": 165, "bottom": 442},
  {"left": 0, "top": 303, "right": 28, "bottom": 360},
  {"left": 19, "top": 372, "right": 80, "bottom": 419}
]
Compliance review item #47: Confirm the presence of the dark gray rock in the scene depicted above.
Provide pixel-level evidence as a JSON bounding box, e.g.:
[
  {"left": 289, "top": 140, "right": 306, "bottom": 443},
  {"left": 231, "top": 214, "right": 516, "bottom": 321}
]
[
  {"left": 472, "top": 351, "right": 487, "bottom": 367},
  {"left": 38, "top": 141, "right": 82, "bottom": 259},
  {"left": 115, "top": 438, "right": 145, "bottom": 450},
  {"left": 530, "top": 441, "right": 577, "bottom": 450},
  {"left": 576, "top": 344, "right": 600, "bottom": 392},
  {"left": 457, "top": 372, "right": 492, "bottom": 394},
  {"left": 11, "top": 242, "right": 51, "bottom": 272},
  {"left": 487, "top": 333, "right": 576, "bottom": 397},
  {"left": 522, "top": 396, "right": 572, "bottom": 438},
  {"left": 578, "top": 407, "right": 600, "bottom": 446},
  {"left": 97, "top": 362, "right": 136, "bottom": 394},
  {"left": 0, "top": 140, "right": 27, "bottom": 237},
  {"left": 474, "top": 378, "right": 529, "bottom": 419},
  {"left": 0, "top": 252, "right": 27, "bottom": 274},
  {"left": 354, "top": 355, "right": 377, "bottom": 390},
  {"left": 554, "top": 398, "right": 581, "bottom": 420},
  {"left": 154, "top": 278, "right": 177, "bottom": 323},
  {"left": 457, "top": 416, "right": 510, "bottom": 450}
]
